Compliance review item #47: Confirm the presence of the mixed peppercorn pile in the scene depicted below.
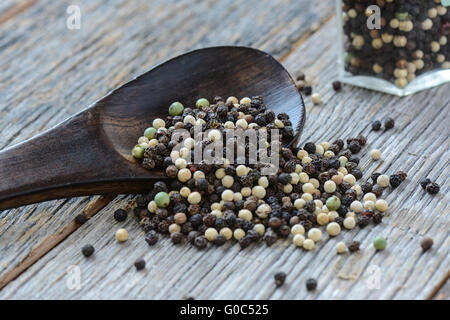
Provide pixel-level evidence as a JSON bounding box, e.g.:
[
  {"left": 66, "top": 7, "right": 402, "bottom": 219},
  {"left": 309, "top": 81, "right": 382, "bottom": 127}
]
[
  {"left": 342, "top": 0, "right": 450, "bottom": 88},
  {"left": 128, "top": 95, "right": 406, "bottom": 252}
]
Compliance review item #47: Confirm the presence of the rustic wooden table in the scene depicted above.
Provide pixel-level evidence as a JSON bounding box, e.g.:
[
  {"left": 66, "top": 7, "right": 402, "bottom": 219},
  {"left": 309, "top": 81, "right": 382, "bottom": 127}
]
[{"left": 0, "top": 0, "right": 448, "bottom": 300}]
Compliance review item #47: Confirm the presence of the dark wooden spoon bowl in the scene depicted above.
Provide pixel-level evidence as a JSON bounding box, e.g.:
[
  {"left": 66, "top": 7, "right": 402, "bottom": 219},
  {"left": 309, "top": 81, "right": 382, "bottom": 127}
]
[{"left": 0, "top": 46, "right": 305, "bottom": 210}]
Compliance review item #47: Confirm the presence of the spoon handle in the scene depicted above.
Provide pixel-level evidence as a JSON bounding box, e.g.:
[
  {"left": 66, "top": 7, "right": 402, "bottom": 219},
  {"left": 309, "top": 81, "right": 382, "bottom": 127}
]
[{"left": 0, "top": 111, "right": 154, "bottom": 210}]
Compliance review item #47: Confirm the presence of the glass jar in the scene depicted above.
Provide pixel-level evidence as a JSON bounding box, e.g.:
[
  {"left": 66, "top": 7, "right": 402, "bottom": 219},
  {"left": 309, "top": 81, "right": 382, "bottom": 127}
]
[{"left": 336, "top": 0, "right": 450, "bottom": 96}]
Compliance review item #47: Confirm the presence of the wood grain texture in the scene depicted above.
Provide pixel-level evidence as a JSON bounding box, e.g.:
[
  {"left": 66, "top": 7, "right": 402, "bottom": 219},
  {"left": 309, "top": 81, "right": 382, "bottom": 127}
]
[
  {"left": 1, "top": 16, "right": 448, "bottom": 299},
  {"left": 0, "top": 0, "right": 333, "bottom": 292}
]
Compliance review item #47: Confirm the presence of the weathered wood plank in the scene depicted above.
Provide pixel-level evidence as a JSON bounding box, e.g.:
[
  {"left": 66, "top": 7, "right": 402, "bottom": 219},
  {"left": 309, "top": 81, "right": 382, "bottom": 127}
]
[
  {"left": 1, "top": 16, "right": 448, "bottom": 299},
  {"left": 0, "top": 0, "right": 334, "bottom": 289}
]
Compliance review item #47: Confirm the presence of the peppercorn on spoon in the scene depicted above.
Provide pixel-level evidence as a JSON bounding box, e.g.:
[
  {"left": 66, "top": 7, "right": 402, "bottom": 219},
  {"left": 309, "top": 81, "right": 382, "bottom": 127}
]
[{"left": 0, "top": 46, "right": 305, "bottom": 210}]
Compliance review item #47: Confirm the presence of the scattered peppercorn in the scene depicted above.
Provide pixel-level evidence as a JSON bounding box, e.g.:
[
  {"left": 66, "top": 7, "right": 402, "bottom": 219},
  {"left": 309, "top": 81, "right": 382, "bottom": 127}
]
[
  {"left": 113, "top": 209, "right": 128, "bottom": 222},
  {"left": 373, "top": 236, "right": 387, "bottom": 251},
  {"left": 303, "top": 86, "right": 312, "bottom": 96},
  {"left": 81, "top": 244, "right": 95, "bottom": 257},
  {"left": 420, "top": 178, "right": 431, "bottom": 190},
  {"left": 274, "top": 272, "right": 286, "bottom": 287},
  {"left": 116, "top": 228, "right": 129, "bottom": 242},
  {"left": 383, "top": 117, "right": 395, "bottom": 130},
  {"left": 425, "top": 182, "right": 440, "bottom": 195},
  {"left": 348, "top": 241, "right": 360, "bottom": 253},
  {"left": 371, "top": 120, "right": 381, "bottom": 131},
  {"left": 420, "top": 236, "right": 433, "bottom": 252},
  {"left": 75, "top": 213, "right": 88, "bottom": 225},
  {"left": 305, "top": 278, "right": 317, "bottom": 291},
  {"left": 145, "top": 230, "right": 158, "bottom": 246},
  {"left": 332, "top": 81, "right": 341, "bottom": 91},
  {"left": 129, "top": 96, "right": 404, "bottom": 255},
  {"left": 389, "top": 174, "right": 402, "bottom": 189},
  {"left": 134, "top": 258, "right": 146, "bottom": 270}
]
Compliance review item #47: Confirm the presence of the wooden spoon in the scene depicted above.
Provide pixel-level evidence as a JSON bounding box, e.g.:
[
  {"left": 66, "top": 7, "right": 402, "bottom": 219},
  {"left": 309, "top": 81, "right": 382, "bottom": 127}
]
[{"left": 0, "top": 46, "right": 305, "bottom": 210}]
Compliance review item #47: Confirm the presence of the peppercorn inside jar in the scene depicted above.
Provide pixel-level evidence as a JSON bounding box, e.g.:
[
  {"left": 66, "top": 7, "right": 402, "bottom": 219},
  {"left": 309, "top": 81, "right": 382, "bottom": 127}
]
[{"left": 337, "top": 0, "right": 450, "bottom": 96}]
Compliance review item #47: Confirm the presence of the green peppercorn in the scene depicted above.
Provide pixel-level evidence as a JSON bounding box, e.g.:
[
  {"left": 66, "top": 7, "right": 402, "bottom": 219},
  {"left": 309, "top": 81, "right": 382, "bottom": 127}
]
[
  {"left": 169, "top": 102, "right": 184, "bottom": 116},
  {"left": 195, "top": 98, "right": 210, "bottom": 109},
  {"left": 131, "top": 145, "right": 145, "bottom": 159},
  {"left": 373, "top": 236, "right": 387, "bottom": 251},
  {"left": 154, "top": 192, "right": 170, "bottom": 208},
  {"left": 326, "top": 196, "right": 341, "bottom": 211},
  {"left": 144, "top": 127, "right": 156, "bottom": 139}
]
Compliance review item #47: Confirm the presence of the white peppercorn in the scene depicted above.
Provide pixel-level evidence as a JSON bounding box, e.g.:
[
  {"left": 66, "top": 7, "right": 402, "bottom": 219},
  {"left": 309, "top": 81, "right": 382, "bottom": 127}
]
[
  {"left": 291, "top": 224, "right": 305, "bottom": 235},
  {"left": 350, "top": 201, "right": 363, "bottom": 213},
  {"left": 115, "top": 228, "right": 129, "bottom": 242},
  {"left": 343, "top": 217, "right": 356, "bottom": 230},
  {"left": 205, "top": 228, "right": 218, "bottom": 241},
  {"left": 326, "top": 222, "right": 341, "bottom": 236},
  {"left": 375, "top": 199, "right": 388, "bottom": 212},
  {"left": 302, "top": 238, "right": 315, "bottom": 251},
  {"left": 254, "top": 224, "right": 265, "bottom": 236},
  {"left": 187, "top": 192, "right": 201, "bottom": 205},
  {"left": 336, "top": 242, "right": 347, "bottom": 254},
  {"left": 233, "top": 228, "right": 245, "bottom": 240},
  {"left": 293, "top": 234, "right": 305, "bottom": 247},
  {"left": 324, "top": 180, "right": 337, "bottom": 193},
  {"left": 377, "top": 174, "right": 390, "bottom": 187},
  {"left": 370, "top": 149, "right": 381, "bottom": 160},
  {"left": 308, "top": 228, "right": 322, "bottom": 242}
]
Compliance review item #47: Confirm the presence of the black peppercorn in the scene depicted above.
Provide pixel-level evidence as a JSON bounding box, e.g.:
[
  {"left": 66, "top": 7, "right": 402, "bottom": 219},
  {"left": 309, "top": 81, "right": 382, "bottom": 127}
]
[
  {"left": 383, "top": 117, "right": 395, "bottom": 130},
  {"left": 372, "top": 185, "right": 383, "bottom": 197},
  {"left": 268, "top": 217, "right": 282, "bottom": 229},
  {"left": 81, "top": 244, "right": 95, "bottom": 257},
  {"left": 237, "top": 234, "right": 251, "bottom": 248},
  {"left": 274, "top": 272, "right": 287, "bottom": 287},
  {"left": 214, "top": 234, "right": 227, "bottom": 246},
  {"left": 303, "top": 142, "right": 316, "bottom": 154},
  {"left": 348, "top": 241, "right": 360, "bottom": 252},
  {"left": 372, "top": 120, "right": 381, "bottom": 131},
  {"left": 357, "top": 216, "right": 371, "bottom": 228},
  {"left": 278, "top": 173, "right": 291, "bottom": 185},
  {"left": 389, "top": 174, "right": 402, "bottom": 189},
  {"left": 304, "top": 200, "right": 316, "bottom": 213},
  {"left": 171, "top": 232, "right": 183, "bottom": 244},
  {"left": 361, "top": 181, "right": 373, "bottom": 194},
  {"left": 351, "top": 169, "right": 363, "bottom": 180},
  {"left": 187, "top": 231, "right": 199, "bottom": 244},
  {"left": 332, "top": 80, "right": 342, "bottom": 91},
  {"left": 420, "top": 178, "right": 431, "bottom": 189},
  {"left": 334, "top": 217, "right": 344, "bottom": 228},
  {"left": 263, "top": 229, "right": 277, "bottom": 246},
  {"left": 303, "top": 86, "right": 312, "bottom": 96},
  {"left": 134, "top": 258, "right": 146, "bottom": 271},
  {"left": 278, "top": 225, "right": 291, "bottom": 238},
  {"left": 306, "top": 278, "right": 317, "bottom": 291},
  {"left": 75, "top": 213, "right": 88, "bottom": 225},
  {"left": 348, "top": 141, "right": 361, "bottom": 154},
  {"left": 425, "top": 182, "right": 440, "bottom": 194},
  {"left": 194, "top": 236, "right": 208, "bottom": 249},
  {"left": 337, "top": 205, "right": 348, "bottom": 217},
  {"left": 113, "top": 209, "right": 128, "bottom": 222},
  {"left": 372, "top": 212, "right": 383, "bottom": 224}
]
